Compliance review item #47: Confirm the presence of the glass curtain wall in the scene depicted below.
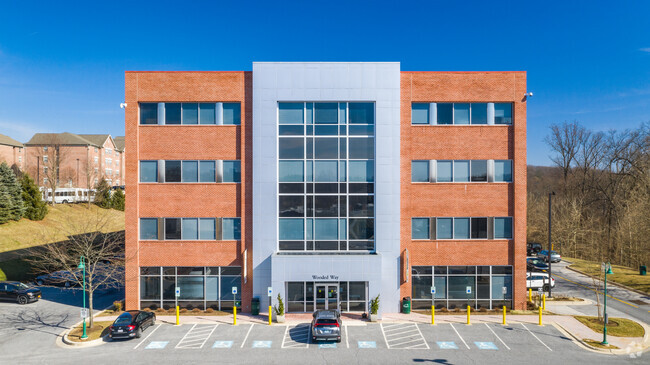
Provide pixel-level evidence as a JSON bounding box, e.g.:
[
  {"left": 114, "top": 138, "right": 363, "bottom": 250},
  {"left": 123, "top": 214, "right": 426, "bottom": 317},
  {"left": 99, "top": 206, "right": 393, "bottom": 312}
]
[
  {"left": 278, "top": 102, "right": 375, "bottom": 252},
  {"left": 286, "top": 281, "right": 367, "bottom": 312}
]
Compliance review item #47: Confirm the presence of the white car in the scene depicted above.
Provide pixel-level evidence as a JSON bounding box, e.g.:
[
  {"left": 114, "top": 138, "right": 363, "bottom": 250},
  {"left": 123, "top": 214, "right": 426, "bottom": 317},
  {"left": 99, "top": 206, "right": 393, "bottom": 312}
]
[{"left": 526, "top": 272, "right": 555, "bottom": 291}]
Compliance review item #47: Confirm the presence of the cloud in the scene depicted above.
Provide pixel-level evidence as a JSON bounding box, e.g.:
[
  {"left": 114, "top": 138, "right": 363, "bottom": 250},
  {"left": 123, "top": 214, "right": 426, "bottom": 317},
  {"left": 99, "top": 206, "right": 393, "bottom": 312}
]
[
  {"left": 640, "top": 47, "right": 650, "bottom": 53},
  {"left": 0, "top": 120, "right": 52, "bottom": 143}
]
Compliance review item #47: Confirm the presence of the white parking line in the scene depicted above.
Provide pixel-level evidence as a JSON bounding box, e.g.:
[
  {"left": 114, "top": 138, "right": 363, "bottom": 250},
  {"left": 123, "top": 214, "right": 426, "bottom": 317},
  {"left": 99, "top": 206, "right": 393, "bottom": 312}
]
[
  {"left": 380, "top": 323, "right": 391, "bottom": 349},
  {"left": 449, "top": 323, "right": 470, "bottom": 349},
  {"left": 240, "top": 323, "right": 254, "bottom": 348},
  {"left": 414, "top": 324, "right": 430, "bottom": 349},
  {"left": 174, "top": 323, "right": 197, "bottom": 348},
  {"left": 521, "top": 323, "right": 552, "bottom": 351},
  {"left": 282, "top": 324, "right": 310, "bottom": 349},
  {"left": 381, "top": 323, "right": 428, "bottom": 349},
  {"left": 484, "top": 323, "right": 510, "bottom": 350},
  {"left": 133, "top": 324, "right": 162, "bottom": 349},
  {"left": 175, "top": 324, "right": 219, "bottom": 349},
  {"left": 345, "top": 325, "right": 349, "bottom": 348}
]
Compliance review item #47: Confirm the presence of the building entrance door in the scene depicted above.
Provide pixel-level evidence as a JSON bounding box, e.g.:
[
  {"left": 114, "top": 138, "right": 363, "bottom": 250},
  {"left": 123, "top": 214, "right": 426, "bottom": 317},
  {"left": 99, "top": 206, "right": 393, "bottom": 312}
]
[{"left": 315, "top": 284, "right": 339, "bottom": 311}]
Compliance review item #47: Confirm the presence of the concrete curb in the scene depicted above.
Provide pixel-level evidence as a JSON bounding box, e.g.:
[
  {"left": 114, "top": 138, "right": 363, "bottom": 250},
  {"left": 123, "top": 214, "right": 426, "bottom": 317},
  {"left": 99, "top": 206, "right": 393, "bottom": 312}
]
[
  {"left": 565, "top": 265, "right": 650, "bottom": 297},
  {"left": 56, "top": 309, "right": 112, "bottom": 349},
  {"left": 555, "top": 318, "right": 650, "bottom": 355},
  {"left": 545, "top": 298, "right": 593, "bottom": 306}
]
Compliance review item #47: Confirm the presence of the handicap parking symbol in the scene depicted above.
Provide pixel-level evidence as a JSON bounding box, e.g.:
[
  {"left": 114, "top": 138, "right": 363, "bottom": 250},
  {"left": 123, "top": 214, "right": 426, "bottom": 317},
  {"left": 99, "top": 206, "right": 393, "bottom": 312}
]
[
  {"left": 358, "top": 341, "right": 377, "bottom": 349},
  {"left": 319, "top": 343, "right": 337, "bottom": 349},
  {"left": 475, "top": 341, "right": 498, "bottom": 350},
  {"left": 212, "top": 341, "right": 234, "bottom": 348},
  {"left": 145, "top": 341, "right": 169, "bottom": 349},
  {"left": 437, "top": 341, "right": 458, "bottom": 349},
  {"left": 252, "top": 341, "right": 272, "bottom": 348}
]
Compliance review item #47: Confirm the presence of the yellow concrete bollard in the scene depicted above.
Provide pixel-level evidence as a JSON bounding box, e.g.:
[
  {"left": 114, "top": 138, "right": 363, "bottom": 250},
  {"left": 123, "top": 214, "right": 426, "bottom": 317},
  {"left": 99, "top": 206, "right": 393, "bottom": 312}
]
[
  {"left": 467, "top": 305, "right": 471, "bottom": 325},
  {"left": 175, "top": 305, "right": 180, "bottom": 326},
  {"left": 502, "top": 305, "right": 506, "bottom": 325},
  {"left": 233, "top": 305, "right": 237, "bottom": 326},
  {"left": 269, "top": 305, "right": 272, "bottom": 325},
  {"left": 538, "top": 306, "right": 543, "bottom": 326},
  {"left": 431, "top": 305, "right": 435, "bottom": 325},
  {"left": 529, "top": 288, "right": 532, "bottom": 302},
  {"left": 542, "top": 294, "right": 546, "bottom": 310}
]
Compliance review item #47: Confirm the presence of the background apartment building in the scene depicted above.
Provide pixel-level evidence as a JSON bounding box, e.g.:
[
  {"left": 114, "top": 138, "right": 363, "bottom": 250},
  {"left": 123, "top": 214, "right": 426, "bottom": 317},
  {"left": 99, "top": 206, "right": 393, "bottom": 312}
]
[
  {"left": 126, "top": 63, "right": 527, "bottom": 314},
  {"left": 0, "top": 134, "right": 25, "bottom": 170},
  {"left": 24, "top": 132, "right": 125, "bottom": 188}
]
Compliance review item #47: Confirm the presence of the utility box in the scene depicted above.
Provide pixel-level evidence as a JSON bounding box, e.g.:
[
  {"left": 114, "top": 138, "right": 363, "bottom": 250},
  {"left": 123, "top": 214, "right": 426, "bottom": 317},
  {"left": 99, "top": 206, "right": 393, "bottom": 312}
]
[
  {"left": 402, "top": 297, "right": 411, "bottom": 314},
  {"left": 640, "top": 266, "right": 647, "bottom": 276},
  {"left": 251, "top": 297, "right": 260, "bottom": 315}
]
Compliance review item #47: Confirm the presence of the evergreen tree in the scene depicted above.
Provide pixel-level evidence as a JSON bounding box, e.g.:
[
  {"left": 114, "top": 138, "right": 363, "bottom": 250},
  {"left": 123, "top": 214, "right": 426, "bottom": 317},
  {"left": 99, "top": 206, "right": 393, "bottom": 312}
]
[
  {"left": 0, "top": 187, "right": 12, "bottom": 224},
  {"left": 0, "top": 162, "right": 24, "bottom": 220},
  {"left": 111, "top": 188, "right": 125, "bottom": 211},
  {"left": 94, "top": 178, "right": 112, "bottom": 209},
  {"left": 20, "top": 174, "right": 48, "bottom": 221}
]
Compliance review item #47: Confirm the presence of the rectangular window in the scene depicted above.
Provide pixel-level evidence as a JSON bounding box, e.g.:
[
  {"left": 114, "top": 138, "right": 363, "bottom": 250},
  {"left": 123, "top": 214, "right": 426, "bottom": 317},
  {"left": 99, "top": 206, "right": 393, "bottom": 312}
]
[
  {"left": 454, "top": 218, "right": 470, "bottom": 239},
  {"left": 280, "top": 195, "right": 305, "bottom": 217},
  {"left": 494, "top": 217, "right": 513, "bottom": 239},
  {"left": 314, "top": 218, "right": 338, "bottom": 239},
  {"left": 348, "top": 103, "right": 374, "bottom": 124},
  {"left": 165, "top": 161, "right": 182, "bottom": 182},
  {"left": 437, "top": 161, "right": 453, "bottom": 182},
  {"left": 412, "top": 218, "right": 430, "bottom": 240},
  {"left": 454, "top": 103, "right": 470, "bottom": 125},
  {"left": 199, "top": 218, "right": 216, "bottom": 240},
  {"left": 279, "top": 103, "right": 304, "bottom": 124},
  {"left": 471, "top": 103, "right": 487, "bottom": 124},
  {"left": 199, "top": 161, "right": 216, "bottom": 182},
  {"left": 222, "top": 218, "right": 241, "bottom": 240},
  {"left": 140, "top": 277, "right": 161, "bottom": 299},
  {"left": 279, "top": 161, "right": 304, "bottom": 182},
  {"left": 348, "top": 138, "right": 374, "bottom": 159},
  {"left": 314, "top": 161, "right": 337, "bottom": 182},
  {"left": 279, "top": 138, "right": 304, "bottom": 159},
  {"left": 436, "top": 218, "right": 453, "bottom": 239},
  {"left": 140, "top": 218, "right": 158, "bottom": 240},
  {"left": 165, "top": 218, "right": 181, "bottom": 240},
  {"left": 348, "top": 196, "right": 373, "bottom": 217},
  {"left": 182, "top": 218, "right": 198, "bottom": 240},
  {"left": 494, "top": 103, "right": 512, "bottom": 125},
  {"left": 223, "top": 103, "right": 241, "bottom": 125},
  {"left": 165, "top": 103, "right": 181, "bottom": 125},
  {"left": 453, "top": 161, "right": 470, "bottom": 182},
  {"left": 348, "top": 161, "right": 374, "bottom": 182},
  {"left": 223, "top": 161, "right": 241, "bottom": 183},
  {"left": 314, "top": 103, "right": 339, "bottom": 124},
  {"left": 279, "top": 218, "right": 304, "bottom": 240},
  {"left": 470, "top": 160, "right": 488, "bottom": 182},
  {"left": 411, "top": 103, "right": 429, "bottom": 124},
  {"left": 411, "top": 161, "right": 429, "bottom": 182},
  {"left": 471, "top": 218, "right": 488, "bottom": 239},
  {"left": 348, "top": 218, "right": 374, "bottom": 239},
  {"left": 182, "top": 103, "right": 198, "bottom": 125},
  {"left": 199, "top": 103, "right": 216, "bottom": 124},
  {"left": 140, "top": 103, "right": 158, "bottom": 125},
  {"left": 412, "top": 275, "right": 432, "bottom": 300},
  {"left": 182, "top": 161, "right": 198, "bottom": 183},
  {"left": 437, "top": 103, "right": 453, "bottom": 125},
  {"left": 139, "top": 161, "right": 158, "bottom": 183},
  {"left": 494, "top": 160, "right": 512, "bottom": 182}
]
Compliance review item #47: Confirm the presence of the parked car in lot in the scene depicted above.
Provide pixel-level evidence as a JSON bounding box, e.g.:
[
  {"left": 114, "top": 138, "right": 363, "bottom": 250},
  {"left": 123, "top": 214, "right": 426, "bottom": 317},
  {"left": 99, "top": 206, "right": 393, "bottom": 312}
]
[
  {"left": 537, "top": 250, "right": 561, "bottom": 263},
  {"left": 35, "top": 270, "right": 80, "bottom": 287},
  {"left": 0, "top": 281, "right": 42, "bottom": 304},
  {"left": 527, "top": 258, "right": 549, "bottom": 272},
  {"left": 527, "top": 242, "right": 543, "bottom": 256},
  {"left": 311, "top": 310, "right": 342, "bottom": 343},
  {"left": 109, "top": 310, "right": 156, "bottom": 340},
  {"left": 526, "top": 272, "right": 555, "bottom": 291}
]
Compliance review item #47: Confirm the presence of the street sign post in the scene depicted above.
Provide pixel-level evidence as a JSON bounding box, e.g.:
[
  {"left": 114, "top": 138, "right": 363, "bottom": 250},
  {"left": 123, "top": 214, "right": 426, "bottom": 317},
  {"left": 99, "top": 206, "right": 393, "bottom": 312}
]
[
  {"left": 80, "top": 308, "right": 88, "bottom": 319},
  {"left": 466, "top": 286, "right": 471, "bottom": 294},
  {"left": 430, "top": 286, "right": 436, "bottom": 295},
  {"left": 267, "top": 287, "right": 273, "bottom": 297},
  {"left": 175, "top": 287, "right": 180, "bottom": 297},
  {"left": 502, "top": 287, "right": 507, "bottom": 295}
]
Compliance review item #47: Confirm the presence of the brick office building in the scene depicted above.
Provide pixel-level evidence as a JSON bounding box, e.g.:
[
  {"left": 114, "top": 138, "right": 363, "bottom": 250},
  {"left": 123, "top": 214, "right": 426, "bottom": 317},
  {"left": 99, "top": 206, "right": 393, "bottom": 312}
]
[
  {"left": 125, "top": 63, "right": 527, "bottom": 314},
  {"left": 0, "top": 134, "right": 24, "bottom": 170}
]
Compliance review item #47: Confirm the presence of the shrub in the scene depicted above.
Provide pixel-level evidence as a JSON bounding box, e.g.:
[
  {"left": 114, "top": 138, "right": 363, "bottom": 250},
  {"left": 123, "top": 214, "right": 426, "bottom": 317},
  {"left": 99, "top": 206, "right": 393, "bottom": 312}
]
[
  {"left": 113, "top": 300, "right": 123, "bottom": 312},
  {"left": 20, "top": 174, "right": 47, "bottom": 221},
  {"left": 0, "top": 162, "right": 24, "bottom": 221},
  {"left": 369, "top": 294, "right": 380, "bottom": 315},
  {"left": 94, "top": 178, "right": 112, "bottom": 209},
  {"left": 192, "top": 308, "right": 201, "bottom": 313},
  {"left": 439, "top": 307, "right": 448, "bottom": 313},
  {"left": 111, "top": 189, "right": 124, "bottom": 211},
  {"left": 155, "top": 308, "right": 166, "bottom": 313},
  {"left": 205, "top": 308, "right": 215, "bottom": 313},
  {"left": 273, "top": 294, "right": 285, "bottom": 316},
  {"left": 180, "top": 308, "right": 188, "bottom": 313}
]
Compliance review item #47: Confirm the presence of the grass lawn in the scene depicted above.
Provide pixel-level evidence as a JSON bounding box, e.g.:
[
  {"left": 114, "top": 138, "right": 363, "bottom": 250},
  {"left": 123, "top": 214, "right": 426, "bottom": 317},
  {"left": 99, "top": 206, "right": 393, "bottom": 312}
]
[
  {"left": 67, "top": 320, "right": 114, "bottom": 342},
  {"left": 575, "top": 316, "right": 645, "bottom": 337},
  {"left": 564, "top": 257, "right": 650, "bottom": 294},
  {"left": 582, "top": 338, "right": 619, "bottom": 349},
  {"left": 0, "top": 204, "right": 124, "bottom": 254}
]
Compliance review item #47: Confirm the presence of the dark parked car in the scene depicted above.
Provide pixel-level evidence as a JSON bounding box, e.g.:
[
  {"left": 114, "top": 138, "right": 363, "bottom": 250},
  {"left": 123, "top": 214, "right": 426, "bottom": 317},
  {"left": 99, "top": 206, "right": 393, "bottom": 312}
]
[
  {"left": 35, "top": 270, "right": 80, "bottom": 287},
  {"left": 311, "top": 310, "right": 342, "bottom": 343},
  {"left": 537, "top": 250, "right": 561, "bottom": 263},
  {"left": 109, "top": 310, "right": 156, "bottom": 340},
  {"left": 527, "top": 242, "right": 543, "bottom": 256},
  {"left": 527, "top": 258, "right": 549, "bottom": 272},
  {"left": 0, "top": 281, "right": 41, "bottom": 304}
]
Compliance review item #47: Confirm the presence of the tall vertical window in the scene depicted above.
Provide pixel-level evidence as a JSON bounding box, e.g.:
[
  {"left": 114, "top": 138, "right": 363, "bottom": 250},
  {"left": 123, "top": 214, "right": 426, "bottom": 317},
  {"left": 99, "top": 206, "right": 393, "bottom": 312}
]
[
  {"left": 411, "top": 103, "right": 430, "bottom": 124},
  {"left": 278, "top": 102, "right": 374, "bottom": 252},
  {"left": 494, "top": 103, "right": 512, "bottom": 125},
  {"left": 411, "top": 161, "right": 429, "bottom": 182},
  {"left": 494, "top": 160, "right": 512, "bottom": 182},
  {"left": 223, "top": 161, "right": 241, "bottom": 183},
  {"left": 223, "top": 103, "right": 241, "bottom": 125},
  {"left": 140, "top": 161, "right": 158, "bottom": 182},
  {"left": 412, "top": 218, "right": 430, "bottom": 240},
  {"left": 140, "top": 218, "right": 158, "bottom": 240},
  {"left": 140, "top": 103, "right": 158, "bottom": 125},
  {"left": 222, "top": 218, "right": 241, "bottom": 240}
]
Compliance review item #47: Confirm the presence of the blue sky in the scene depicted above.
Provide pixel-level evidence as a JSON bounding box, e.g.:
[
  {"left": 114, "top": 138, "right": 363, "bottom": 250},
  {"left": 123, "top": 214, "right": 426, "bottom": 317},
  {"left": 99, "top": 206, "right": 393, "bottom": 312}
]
[{"left": 0, "top": 1, "right": 648, "bottom": 166}]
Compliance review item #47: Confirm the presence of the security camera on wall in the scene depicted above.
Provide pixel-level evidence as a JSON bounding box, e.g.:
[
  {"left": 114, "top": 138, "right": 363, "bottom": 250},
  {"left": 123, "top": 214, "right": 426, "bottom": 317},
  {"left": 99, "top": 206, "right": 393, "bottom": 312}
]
[{"left": 120, "top": 103, "right": 127, "bottom": 109}]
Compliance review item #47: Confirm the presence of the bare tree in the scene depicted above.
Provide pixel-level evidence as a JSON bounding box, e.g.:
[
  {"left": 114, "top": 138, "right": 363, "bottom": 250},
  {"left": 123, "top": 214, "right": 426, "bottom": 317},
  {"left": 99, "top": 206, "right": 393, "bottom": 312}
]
[
  {"left": 545, "top": 121, "right": 585, "bottom": 188},
  {"left": 82, "top": 151, "right": 99, "bottom": 208},
  {"left": 28, "top": 210, "right": 124, "bottom": 328},
  {"left": 28, "top": 137, "right": 73, "bottom": 205}
]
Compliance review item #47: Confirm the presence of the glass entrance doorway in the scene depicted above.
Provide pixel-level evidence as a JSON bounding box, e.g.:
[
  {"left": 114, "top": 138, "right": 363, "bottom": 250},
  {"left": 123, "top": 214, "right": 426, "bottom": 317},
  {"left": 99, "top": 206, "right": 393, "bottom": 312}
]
[{"left": 315, "top": 284, "right": 339, "bottom": 311}]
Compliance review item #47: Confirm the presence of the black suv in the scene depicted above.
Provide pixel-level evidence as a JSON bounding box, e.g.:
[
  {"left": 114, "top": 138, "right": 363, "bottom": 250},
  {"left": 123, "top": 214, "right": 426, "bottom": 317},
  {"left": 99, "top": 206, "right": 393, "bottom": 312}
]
[
  {"left": 311, "top": 310, "right": 342, "bottom": 343},
  {"left": 527, "top": 242, "right": 543, "bottom": 256},
  {"left": 0, "top": 281, "right": 41, "bottom": 304}
]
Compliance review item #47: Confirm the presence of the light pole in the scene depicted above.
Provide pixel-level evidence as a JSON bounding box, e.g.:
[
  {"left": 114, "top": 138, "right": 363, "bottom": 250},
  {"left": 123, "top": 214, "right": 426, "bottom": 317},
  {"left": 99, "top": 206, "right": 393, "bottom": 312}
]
[
  {"left": 548, "top": 191, "right": 555, "bottom": 298},
  {"left": 76, "top": 158, "right": 80, "bottom": 187},
  {"left": 602, "top": 262, "right": 613, "bottom": 345},
  {"left": 78, "top": 256, "right": 87, "bottom": 339}
]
